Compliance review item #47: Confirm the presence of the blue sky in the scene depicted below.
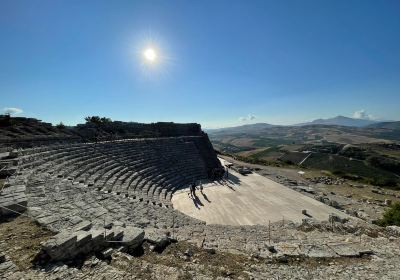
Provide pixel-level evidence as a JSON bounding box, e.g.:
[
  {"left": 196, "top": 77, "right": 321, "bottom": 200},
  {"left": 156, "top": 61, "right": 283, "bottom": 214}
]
[{"left": 1, "top": 0, "right": 399, "bottom": 128}]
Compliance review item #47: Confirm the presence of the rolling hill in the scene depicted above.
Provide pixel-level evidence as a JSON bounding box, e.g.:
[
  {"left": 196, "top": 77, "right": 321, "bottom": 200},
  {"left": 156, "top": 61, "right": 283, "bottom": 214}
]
[{"left": 295, "top": 116, "right": 378, "bottom": 127}]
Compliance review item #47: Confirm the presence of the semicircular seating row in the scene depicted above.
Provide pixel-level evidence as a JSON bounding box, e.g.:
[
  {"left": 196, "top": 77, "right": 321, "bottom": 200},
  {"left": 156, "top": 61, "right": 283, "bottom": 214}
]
[{"left": 17, "top": 137, "right": 209, "bottom": 208}]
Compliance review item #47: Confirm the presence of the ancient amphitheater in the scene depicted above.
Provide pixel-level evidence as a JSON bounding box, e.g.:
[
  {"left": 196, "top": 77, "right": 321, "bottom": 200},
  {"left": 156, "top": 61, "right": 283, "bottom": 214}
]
[{"left": 1, "top": 116, "right": 400, "bottom": 279}]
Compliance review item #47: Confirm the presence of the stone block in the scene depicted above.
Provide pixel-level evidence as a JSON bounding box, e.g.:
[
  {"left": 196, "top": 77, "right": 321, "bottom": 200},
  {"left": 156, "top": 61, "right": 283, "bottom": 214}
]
[
  {"left": 110, "top": 226, "right": 125, "bottom": 241},
  {"left": 73, "top": 220, "right": 92, "bottom": 231},
  {"left": 329, "top": 213, "right": 348, "bottom": 224},
  {"left": 121, "top": 226, "right": 145, "bottom": 248},
  {"left": 75, "top": 231, "right": 92, "bottom": 247},
  {"left": 100, "top": 248, "right": 114, "bottom": 259},
  {"left": 329, "top": 243, "right": 360, "bottom": 257},
  {"left": 42, "top": 233, "right": 78, "bottom": 260},
  {"left": 302, "top": 244, "right": 338, "bottom": 258},
  {"left": 275, "top": 243, "right": 301, "bottom": 257}
]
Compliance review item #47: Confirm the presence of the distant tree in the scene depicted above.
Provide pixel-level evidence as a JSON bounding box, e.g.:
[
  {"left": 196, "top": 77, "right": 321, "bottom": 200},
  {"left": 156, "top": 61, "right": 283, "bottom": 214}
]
[
  {"left": 100, "top": 117, "right": 112, "bottom": 123},
  {"left": 84, "top": 116, "right": 111, "bottom": 124},
  {"left": 56, "top": 122, "right": 66, "bottom": 129},
  {"left": 85, "top": 116, "right": 101, "bottom": 124},
  {"left": 378, "top": 202, "right": 400, "bottom": 227}
]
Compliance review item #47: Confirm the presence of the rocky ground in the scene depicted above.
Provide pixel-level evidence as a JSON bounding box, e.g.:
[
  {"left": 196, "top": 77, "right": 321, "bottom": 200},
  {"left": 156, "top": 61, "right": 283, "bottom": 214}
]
[{"left": 2, "top": 216, "right": 400, "bottom": 279}]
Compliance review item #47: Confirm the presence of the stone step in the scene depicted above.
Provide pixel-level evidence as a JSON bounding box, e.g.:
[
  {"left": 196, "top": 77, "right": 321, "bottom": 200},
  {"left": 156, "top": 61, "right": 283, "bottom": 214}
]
[{"left": 40, "top": 225, "right": 145, "bottom": 261}]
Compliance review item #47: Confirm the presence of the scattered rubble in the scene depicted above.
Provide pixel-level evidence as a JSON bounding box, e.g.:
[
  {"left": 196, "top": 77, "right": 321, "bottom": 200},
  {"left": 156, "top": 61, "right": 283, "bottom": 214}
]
[
  {"left": 0, "top": 254, "right": 18, "bottom": 278},
  {"left": 309, "top": 176, "right": 346, "bottom": 185}
]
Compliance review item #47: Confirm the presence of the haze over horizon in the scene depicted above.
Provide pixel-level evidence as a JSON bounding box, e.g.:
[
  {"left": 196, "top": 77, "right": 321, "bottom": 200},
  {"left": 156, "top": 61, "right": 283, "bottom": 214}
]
[{"left": 1, "top": 0, "right": 400, "bottom": 128}]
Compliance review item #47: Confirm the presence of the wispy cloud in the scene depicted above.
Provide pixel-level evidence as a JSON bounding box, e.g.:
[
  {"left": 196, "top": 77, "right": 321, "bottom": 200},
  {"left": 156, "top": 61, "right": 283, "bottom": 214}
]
[
  {"left": 352, "top": 109, "right": 374, "bottom": 120},
  {"left": 3, "top": 107, "right": 23, "bottom": 115},
  {"left": 239, "top": 114, "right": 256, "bottom": 122}
]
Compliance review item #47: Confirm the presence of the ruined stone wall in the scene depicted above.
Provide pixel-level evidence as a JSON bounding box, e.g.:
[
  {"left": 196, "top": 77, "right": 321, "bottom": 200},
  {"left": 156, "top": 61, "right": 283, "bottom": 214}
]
[
  {"left": 188, "top": 133, "right": 224, "bottom": 175},
  {"left": 0, "top": 118, "right": 203, "bottom": 148}
]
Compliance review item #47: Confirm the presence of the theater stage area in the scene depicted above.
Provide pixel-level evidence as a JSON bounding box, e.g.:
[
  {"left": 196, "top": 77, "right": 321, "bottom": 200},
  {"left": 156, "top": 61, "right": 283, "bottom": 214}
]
[{"left": 171, "top": 162, "right": 348, "bottom": 226}]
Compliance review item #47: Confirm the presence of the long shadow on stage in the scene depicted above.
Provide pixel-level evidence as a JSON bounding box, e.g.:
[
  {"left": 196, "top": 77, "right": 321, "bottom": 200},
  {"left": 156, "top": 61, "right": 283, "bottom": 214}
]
[
  {"left": 226, "top": 173, "right": 241, "bottom": 185},
  {"left": 191, "top": 193, "right": 204, "bottom": 209},
  {"left": 217, "top": 173, "right": 241, "bottom": 191},
  {"left": 200, "top": 190, "right": 211, "bottom": 203}
]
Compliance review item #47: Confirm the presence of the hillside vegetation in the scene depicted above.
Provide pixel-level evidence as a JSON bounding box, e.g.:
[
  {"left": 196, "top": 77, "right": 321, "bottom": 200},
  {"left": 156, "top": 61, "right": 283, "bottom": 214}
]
[{"left": 209, "top": 123, "right": 400, "bottom": 189}]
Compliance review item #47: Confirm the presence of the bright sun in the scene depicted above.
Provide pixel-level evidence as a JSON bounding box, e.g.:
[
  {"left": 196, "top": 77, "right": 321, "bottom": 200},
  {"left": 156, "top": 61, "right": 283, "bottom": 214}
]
[{"left": 144, "top": 48, "right": 157, "bottom": 62}]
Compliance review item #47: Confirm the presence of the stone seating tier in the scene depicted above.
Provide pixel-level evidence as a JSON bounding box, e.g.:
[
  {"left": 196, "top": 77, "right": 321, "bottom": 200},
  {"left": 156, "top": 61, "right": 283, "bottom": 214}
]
[{"left": 1, "top": 137, "right": 216, "bottom": 228}]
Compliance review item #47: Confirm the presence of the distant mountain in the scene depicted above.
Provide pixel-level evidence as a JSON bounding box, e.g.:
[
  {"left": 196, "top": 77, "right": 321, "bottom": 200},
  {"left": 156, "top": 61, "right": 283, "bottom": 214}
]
[
  {"left": 206, "top": 117, "right": 399, "bottom": 136},
  {"left": 206, "top": 123, "right": 275, "bottom": 134},
  {"left": 295, "top": 116, "right": 378, "bottom": 127}
]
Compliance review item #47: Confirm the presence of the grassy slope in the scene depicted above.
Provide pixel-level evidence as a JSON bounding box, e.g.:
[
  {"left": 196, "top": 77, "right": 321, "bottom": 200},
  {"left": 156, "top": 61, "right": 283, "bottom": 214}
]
[{"left": 303, "top": 153, "right": 399, "bottom": 187}]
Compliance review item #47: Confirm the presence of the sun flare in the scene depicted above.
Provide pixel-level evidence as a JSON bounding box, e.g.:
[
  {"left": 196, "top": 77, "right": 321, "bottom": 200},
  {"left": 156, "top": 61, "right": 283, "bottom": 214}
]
[{"left": 143, "top": 48, "right": 157, "bottom": 62}]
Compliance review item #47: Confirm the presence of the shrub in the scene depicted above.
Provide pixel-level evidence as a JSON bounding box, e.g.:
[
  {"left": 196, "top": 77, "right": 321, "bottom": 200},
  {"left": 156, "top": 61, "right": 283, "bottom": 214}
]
[
  {"left": 368, "top": 156, "right": 400, "bottom": 176},
  {"left": 378, "top": 202, "right": 400, "bottom": 227},
  {"left": 56, "top": 122, "right": 65, "bottom": 129},
  {"left": 371, "top": 177, "right": 399, "bottom": 188}
]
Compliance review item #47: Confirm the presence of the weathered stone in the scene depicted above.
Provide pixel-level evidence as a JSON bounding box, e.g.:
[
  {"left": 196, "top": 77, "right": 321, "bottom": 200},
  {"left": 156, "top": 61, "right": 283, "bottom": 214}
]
[
  {"left": 275, "top": 243, "right": 300, "bottom": 257},
  {"left": 121, "top": 226, "right": 145, "bottom": 248},
  {"left": 100, "top": 248, "right": 113, "bottom": 259},
  {"left": 0, "top": 184, "right": 27, "bottom": 217},
  {"left": 145, "top": 228, "right": 173, "bottom": 251},
  {"left": 387, "top": 226, "right": 400, "bottom": 237},
  {"left": 303, "top": 245, "right": 338, "bottom": 258},
  {"left": 41, "top": 232, "right": 78, "bottom": 260},
  {"left": 73, "top": 220, "right": 92, "bottom": 231},
  {"left": 329, "top": 244, "right": 360, "bottom": 257},
  {"left": 329, "top": 213, "right": 348, "bottom": 224}
]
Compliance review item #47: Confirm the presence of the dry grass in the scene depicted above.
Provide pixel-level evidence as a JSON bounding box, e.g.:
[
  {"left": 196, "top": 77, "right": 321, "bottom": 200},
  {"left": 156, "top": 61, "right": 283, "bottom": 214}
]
[
  {"left": 0, "top": 216, "right": 54, "bottom": 270},
  {"left": 237, "top": 147, "right": 270, "bottom": 157},
  {"left": 230, "top": 138, "right": 255, "bottom": 147},
  {"left": 319, "top": 183, "right": 400, "bottom": 202},
  {"left": 324, "top": 133, "right": 390, "bottom": 144}
]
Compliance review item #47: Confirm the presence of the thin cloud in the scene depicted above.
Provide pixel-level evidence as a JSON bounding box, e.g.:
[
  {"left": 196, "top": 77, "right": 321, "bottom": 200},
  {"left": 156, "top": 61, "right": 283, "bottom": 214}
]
[
  {"left": 352, "top": 109, "right": 374, "bottom": 120},
  {"left": 3, "top": 107, "right": 23, "bottom": 115},
  {"left": 239, "top": 114, "right": 256, "bottom": 122}
]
